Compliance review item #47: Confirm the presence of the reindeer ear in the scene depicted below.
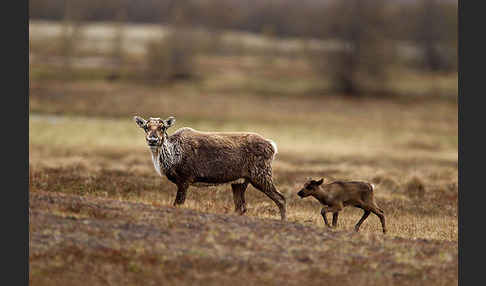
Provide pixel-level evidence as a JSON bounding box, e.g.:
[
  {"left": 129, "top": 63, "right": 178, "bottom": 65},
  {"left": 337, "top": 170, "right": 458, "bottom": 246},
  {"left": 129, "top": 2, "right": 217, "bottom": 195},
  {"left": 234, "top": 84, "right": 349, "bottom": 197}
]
[
  {"left": 134, "top": 116, "right": 147, "bottom": 129},
  {"left": 164, "top": 116, "right": 176, "bottom": 128},
  {"left": 316, "top": 178, "right": 324, "bottom": 185}
]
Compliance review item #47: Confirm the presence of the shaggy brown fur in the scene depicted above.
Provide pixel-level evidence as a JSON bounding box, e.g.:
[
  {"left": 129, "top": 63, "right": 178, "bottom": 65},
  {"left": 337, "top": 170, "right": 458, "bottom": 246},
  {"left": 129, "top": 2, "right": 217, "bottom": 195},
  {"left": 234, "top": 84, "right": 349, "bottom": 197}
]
[
  {"left": 297, "top": 178, "right": 386, "bottom": 233},
  {"left": 134, "top": 116, "right": 286, "bottom": 220}
]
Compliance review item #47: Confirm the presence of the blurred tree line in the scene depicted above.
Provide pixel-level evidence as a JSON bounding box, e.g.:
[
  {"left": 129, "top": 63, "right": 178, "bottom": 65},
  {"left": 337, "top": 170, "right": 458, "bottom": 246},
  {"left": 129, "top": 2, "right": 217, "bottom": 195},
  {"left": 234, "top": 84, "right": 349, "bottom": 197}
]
[{"left": 30, "top": 0, "right": 457, "bottom": 96}]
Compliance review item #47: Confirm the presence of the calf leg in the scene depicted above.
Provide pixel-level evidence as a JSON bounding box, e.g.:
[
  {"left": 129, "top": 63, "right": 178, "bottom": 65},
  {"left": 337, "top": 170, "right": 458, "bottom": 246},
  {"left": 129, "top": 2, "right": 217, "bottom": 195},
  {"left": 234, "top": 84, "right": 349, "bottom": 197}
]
[
  {"left": 370, "top": 206, "right": 386, "bottom": 234},
  {"left": 320, "top": 208, "right": 331, "bottom": 228},
  {"left": 231, "top": 182, "right": 249, "bottom": 215},
  {"left": 250, "top": 176, "right": 287, "bottom": 220},
  {"left": 321, "top": 204, "right": 343, "bottom": 228},
  {"left": 354, "top": 210, "right": 370, "bottom": 232},
  {"left": 173, "top": 183, "right": 189, "bottom": 206},
  {"left": 332, "top": 212, "right": 339, "bottom": 228}
]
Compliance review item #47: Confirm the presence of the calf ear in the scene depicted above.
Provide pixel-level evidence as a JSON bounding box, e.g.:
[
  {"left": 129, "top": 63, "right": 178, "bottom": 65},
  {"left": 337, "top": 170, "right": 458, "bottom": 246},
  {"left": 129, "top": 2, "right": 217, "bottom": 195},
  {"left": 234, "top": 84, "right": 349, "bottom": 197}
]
[
  {"left": 164, "top": 116, "right": 176, "bottom": 128},
  {"left": 316, "top": 178, "right": 324, "bottom": 185},
  {"left": 134, "top": 116, "right": 147, "bottom": 129}
]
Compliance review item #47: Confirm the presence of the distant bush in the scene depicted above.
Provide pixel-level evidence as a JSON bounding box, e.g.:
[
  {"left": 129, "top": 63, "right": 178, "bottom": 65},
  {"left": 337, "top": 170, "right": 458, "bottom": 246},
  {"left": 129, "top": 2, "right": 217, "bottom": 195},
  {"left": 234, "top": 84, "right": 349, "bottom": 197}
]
[
  {"left": 144, "top": 29, "right": 200, "bottom": 83},
  {"left": 57, "top": 20, "right": 84, "bottom": 80},
  {"left": 106, "top": 21, "right": 126, "bottom": 82},
  {"left": 310, "top": 0, "right": 392, "bottom": 96}
]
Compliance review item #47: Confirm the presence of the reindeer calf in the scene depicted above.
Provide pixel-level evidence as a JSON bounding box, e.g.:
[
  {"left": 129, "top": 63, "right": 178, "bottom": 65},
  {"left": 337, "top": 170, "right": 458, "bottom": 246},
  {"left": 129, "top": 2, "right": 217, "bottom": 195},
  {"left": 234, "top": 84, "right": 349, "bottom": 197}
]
[{"left": 297, "top": 178, "right": 386, "bottom": 233}]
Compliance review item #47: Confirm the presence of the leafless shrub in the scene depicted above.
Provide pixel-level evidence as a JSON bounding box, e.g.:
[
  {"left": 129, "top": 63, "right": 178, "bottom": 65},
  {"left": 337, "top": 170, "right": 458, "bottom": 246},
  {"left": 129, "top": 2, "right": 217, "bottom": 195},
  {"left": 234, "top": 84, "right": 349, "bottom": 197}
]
[
  {"left": 311, "top": 0, "right": 392, "bottom": 96},
  {"left": 106, "top": 14, "right": 126, "bottom": 81},
  {"left": 53, "top": 0, "right": 87, "bottom": 80},
  {"left": 144, "top": 29, "right": 200, "bottom": 82},
  {"left": 413, "top": 0, "right": 457, "bottom": 72}
]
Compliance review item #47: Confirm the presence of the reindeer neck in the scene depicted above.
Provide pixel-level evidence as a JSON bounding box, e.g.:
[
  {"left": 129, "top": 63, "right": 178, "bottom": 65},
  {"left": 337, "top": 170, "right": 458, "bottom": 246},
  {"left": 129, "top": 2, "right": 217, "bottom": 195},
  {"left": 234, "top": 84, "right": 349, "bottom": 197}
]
[
  {"left": 311, "top": 186, "right": 332, "bottom": 205},
  {"left": 149, "top": 133, "right": 181, "bottom": 175}
]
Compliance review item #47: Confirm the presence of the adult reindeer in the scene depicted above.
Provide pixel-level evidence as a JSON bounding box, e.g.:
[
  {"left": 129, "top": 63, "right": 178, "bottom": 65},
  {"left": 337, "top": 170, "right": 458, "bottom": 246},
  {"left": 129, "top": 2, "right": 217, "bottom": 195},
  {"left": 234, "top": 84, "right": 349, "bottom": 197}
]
[{"left": 134, "top": 116, "right": 287, "bottom": 220}]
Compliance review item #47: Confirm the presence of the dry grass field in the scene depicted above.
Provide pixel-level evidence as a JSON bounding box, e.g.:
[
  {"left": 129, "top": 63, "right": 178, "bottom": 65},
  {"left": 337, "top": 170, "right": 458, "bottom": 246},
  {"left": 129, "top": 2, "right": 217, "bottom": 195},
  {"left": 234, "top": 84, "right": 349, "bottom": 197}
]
[{"left": 29, "top": 20, "right": 457, "bottom": 285}]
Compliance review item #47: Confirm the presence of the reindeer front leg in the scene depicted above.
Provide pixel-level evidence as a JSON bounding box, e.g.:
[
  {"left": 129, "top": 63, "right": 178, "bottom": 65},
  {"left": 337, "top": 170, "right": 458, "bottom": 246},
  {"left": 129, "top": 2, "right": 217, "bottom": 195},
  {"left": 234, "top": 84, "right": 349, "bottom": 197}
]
[
  {"left": 173, "top": 183, "right": 189, "bottom": 206},
  {"left": 232, "top": 182, "right": 249, "bottom": 215}
]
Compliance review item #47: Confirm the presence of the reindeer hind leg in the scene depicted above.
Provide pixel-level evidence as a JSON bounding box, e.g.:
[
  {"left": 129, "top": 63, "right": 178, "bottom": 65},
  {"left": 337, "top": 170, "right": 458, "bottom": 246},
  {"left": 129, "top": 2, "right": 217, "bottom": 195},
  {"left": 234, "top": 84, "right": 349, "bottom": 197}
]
[
  {"left": 354, "top": 210, "right": 370, "bottom": 232},
  {"left": 370, "top": 206, "right": 386, "bottom": 234},
  {"left": 250, "top": 176, "right": 286, "bottom": 220}
]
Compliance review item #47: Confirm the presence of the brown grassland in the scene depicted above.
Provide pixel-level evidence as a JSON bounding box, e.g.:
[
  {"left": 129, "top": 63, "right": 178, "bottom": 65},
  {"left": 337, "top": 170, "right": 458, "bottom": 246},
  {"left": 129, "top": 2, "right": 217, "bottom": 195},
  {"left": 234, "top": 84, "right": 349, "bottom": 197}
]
[{"left": 29, "top": 21, "right": 458, "bottom": 286}]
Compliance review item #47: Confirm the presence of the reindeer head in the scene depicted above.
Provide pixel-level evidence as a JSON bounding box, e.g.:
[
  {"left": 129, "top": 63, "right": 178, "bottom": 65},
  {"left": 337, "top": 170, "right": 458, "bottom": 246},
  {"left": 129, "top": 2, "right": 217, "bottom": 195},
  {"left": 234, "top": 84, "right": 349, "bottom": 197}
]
[
  {"left": 297, "top": 178, "right": 324, "bottom": 198},
  {"left": 134, "top": 116, "right": 176, "bottom": 148}
]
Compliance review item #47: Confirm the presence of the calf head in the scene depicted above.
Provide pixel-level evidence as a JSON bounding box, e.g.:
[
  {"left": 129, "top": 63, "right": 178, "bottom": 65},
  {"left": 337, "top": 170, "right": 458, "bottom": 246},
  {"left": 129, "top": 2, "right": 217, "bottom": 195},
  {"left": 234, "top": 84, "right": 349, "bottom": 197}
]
[
  {"left": 297, "top": 178, "right": 324, "bottom": 198},
  {"left": 134, "top": 116, "right": 176, "bottom": 148}
]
